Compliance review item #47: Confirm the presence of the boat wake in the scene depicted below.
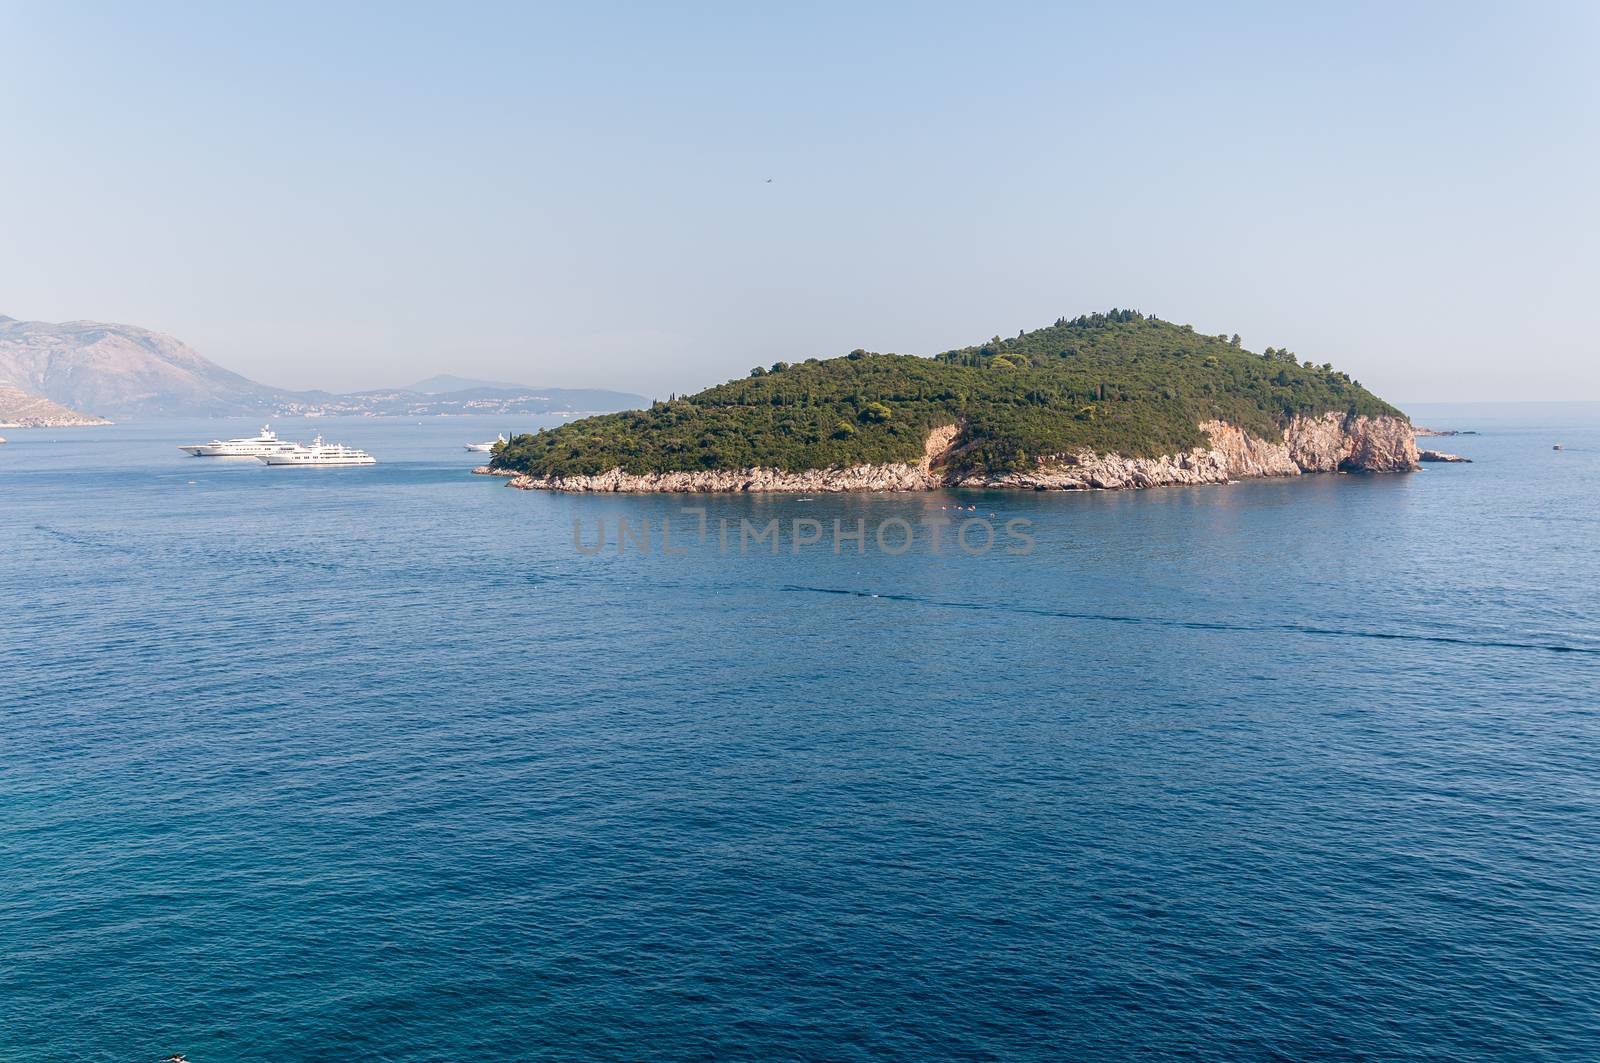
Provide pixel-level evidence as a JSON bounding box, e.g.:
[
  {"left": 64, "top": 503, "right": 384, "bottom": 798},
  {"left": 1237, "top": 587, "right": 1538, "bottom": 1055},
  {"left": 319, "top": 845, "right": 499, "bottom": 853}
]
[
  {"left": 32, "top": 523, "right": 344, "bottom": 573},
  {"left": 780, "top": 585, "right": 1600, "bottom": 658}
]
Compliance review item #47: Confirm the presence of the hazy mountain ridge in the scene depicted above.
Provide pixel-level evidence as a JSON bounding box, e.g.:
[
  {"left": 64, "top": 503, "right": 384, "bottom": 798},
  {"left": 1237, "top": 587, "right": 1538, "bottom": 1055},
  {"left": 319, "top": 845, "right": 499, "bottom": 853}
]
[
  {"left": 0, "top": 315, "right": 284, "bottom": 418},
  {"left": 0, "top": 315, "right": 647, "bottom": 419},
  {"left": 407, "top": 374, "right": 527, "bottom": 393}
]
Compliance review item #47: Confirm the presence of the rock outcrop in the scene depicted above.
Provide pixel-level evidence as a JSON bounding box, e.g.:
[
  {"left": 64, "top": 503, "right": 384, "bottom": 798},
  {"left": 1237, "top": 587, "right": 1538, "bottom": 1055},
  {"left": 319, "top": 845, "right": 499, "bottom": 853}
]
[
  {"left": 504, "top": 413, "right": 1418, "bottom": 493},
  {"left": 1419, "top": 449, "right": 1471, "bottom": 463},
  {"left": 938, "top": 413, "right": 1415, "bottom": 491},
  {"left": 1284, "top": 412, "right": 1417, "bottom": 473}
]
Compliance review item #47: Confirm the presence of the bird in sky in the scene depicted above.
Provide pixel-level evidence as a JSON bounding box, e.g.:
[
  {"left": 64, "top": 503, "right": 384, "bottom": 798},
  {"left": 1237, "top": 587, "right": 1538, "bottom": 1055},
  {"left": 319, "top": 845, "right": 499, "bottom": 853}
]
[{"left": 765, "top": 178, "right": 772, "bottom": 183}]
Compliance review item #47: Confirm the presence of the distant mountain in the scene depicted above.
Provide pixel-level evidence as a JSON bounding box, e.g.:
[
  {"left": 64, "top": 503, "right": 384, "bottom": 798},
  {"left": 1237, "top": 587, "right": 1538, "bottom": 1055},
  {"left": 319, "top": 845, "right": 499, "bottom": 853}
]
[
  {"left": 403, "top": 374, "right": 646, "bottom": 411},
  {"left": 0, "top": 315, "right": 647, "bottom": 419},
  {"left": 274, "top": 385, "right": 650, "bottom": 418},
  {"left": 0, "top": 382, "right": 111, "bottom": 427},
  {"left": 0, "top": 315, "right": 284, "bottom": 418},
  {"left": 408, "top": 374, "right": 529, "bottom": 393}
]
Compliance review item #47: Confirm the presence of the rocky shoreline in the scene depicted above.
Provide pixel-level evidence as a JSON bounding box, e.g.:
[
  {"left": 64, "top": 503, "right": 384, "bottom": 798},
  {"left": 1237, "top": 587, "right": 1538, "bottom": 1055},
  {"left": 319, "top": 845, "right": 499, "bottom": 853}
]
[
  {"left": 484, "top": 412, "right": 1420, "bottom": 494},
  {"left": 0, "top": 388, "right": 113, "bottom": 428}
]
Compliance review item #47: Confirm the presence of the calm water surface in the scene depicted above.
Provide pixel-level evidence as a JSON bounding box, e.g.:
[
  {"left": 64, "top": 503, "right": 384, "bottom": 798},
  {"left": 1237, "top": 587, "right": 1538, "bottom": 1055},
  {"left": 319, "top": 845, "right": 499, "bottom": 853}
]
[{"left": 2, "top": 406, "right": 1598, "bottom": 1061}]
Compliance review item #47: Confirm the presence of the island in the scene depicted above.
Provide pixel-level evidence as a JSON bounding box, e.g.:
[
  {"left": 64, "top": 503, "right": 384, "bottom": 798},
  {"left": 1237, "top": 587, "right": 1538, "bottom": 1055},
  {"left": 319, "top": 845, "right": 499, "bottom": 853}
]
[
  {"left": 0, "top": 382, "right": 112, "bottom": 428},
  {"left": 485, "top": 310, "right": 1421, "bottom": 493}
]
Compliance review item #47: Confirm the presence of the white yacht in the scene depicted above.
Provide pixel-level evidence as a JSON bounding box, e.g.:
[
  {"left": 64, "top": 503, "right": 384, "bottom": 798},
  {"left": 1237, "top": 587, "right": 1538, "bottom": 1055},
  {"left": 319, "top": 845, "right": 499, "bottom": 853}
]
[
  {"left": 257, "top": 436, "right": 377, "bottom": 467},
  {"left": 464, "top": 433, "right": 507, "bottom": 453},
  {"left": 178, "top": 425, "right": 299, "bottom": 458}
]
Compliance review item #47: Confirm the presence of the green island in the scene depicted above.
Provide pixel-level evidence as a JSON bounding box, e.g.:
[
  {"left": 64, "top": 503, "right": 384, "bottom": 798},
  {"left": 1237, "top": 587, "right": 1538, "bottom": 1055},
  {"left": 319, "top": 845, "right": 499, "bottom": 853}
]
[{"left": 492, "top": 310, "right": 1404, "bottom": 478}]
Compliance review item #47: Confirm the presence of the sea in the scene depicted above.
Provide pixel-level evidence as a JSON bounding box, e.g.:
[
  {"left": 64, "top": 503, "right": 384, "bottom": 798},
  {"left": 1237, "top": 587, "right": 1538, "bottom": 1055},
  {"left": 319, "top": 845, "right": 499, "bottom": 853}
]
[{"left": 2, "top": 405, "right": 1597, "bottom": 1062}]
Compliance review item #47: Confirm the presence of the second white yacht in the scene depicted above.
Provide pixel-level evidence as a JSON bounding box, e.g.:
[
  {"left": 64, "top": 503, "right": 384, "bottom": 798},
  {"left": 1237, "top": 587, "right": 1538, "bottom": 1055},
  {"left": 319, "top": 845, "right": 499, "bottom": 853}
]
[
  {"left": 464, "top": 433, "right": 507, "bottom": 453},
  {"left": 257, "top": 436, "right": 377, "bottom": 466}
]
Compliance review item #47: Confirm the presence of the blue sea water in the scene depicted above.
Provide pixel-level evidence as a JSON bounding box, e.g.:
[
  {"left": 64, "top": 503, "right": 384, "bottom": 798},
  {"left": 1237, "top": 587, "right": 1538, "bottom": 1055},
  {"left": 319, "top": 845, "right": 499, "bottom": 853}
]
[{"left": 2, "top": 406, "right": 1598, "bottom": 1062}]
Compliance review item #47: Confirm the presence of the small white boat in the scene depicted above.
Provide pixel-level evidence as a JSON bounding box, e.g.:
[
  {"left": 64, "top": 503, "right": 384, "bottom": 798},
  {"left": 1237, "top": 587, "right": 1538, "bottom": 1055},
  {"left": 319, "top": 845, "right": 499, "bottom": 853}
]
[
  {"left": 257, "top": 436, "right": 376, "bottom": 466},
  {"left": 465, "top": 433, "right": 507, "bottom": 453},
  {"left": 1553, "top": 443, "right": 1564, "bottom": 451},
  {"left": 179, "top": 425, "right": 298, "bottom": 457}
]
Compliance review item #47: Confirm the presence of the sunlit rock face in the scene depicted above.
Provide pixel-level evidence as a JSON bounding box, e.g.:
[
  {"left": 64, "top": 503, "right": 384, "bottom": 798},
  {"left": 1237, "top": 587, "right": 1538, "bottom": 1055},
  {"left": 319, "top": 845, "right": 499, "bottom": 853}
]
[{"left": 507, "top": 414, "right": 1419, "bottom": 493}]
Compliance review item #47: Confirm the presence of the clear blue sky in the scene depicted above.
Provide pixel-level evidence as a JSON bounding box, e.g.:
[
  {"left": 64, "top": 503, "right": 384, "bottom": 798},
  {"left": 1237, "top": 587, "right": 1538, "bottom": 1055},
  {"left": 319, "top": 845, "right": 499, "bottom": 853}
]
[{"left": 2, "top": 1, "right": 1596, "bottom": 401}]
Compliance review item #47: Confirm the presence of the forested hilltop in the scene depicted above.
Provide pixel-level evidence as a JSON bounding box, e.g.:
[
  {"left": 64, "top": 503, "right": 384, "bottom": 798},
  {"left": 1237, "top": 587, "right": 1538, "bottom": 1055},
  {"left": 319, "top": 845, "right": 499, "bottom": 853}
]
[{"left": 492, "top": 311, "right": 1404, "bottom": 478}]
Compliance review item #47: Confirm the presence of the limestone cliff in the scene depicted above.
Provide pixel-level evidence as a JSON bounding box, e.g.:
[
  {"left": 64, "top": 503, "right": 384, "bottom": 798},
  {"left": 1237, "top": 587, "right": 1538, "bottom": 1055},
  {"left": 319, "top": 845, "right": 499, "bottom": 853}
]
[
  {"left": 502, "top": 413, "right": 1417, "bottom": 493},
  {"left": 974, "top": 414, "right": 1415, "bottom": 490}
]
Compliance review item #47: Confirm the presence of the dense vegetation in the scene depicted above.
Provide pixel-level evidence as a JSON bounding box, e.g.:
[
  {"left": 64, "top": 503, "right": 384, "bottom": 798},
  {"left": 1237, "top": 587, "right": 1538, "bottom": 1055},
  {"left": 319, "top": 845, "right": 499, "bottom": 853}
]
[{"left": 493, "top": 311, "right": 1405, "bottom": 477}]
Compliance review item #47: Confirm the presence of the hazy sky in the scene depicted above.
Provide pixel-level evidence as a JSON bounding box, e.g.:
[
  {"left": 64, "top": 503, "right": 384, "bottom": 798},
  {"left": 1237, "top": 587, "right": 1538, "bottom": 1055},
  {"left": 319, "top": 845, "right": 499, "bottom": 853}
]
[{"left": 3, "top": 2, "right": 1597, "bottom": 401}]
